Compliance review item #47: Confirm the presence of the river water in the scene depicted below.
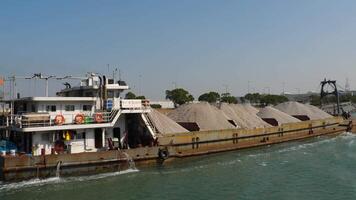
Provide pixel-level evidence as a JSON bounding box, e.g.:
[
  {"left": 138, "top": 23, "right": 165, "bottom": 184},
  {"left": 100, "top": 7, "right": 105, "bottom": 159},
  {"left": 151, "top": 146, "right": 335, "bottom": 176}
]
[{"left": 1, "top": 132, "right": 356, "bottom": 200}]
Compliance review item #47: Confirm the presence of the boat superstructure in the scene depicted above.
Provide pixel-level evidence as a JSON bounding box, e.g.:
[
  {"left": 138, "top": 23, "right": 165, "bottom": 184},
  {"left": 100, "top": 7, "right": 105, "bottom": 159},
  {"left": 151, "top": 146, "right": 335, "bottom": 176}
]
[{"left": 0, "top": 73, "right": 157, "bottom": 156}]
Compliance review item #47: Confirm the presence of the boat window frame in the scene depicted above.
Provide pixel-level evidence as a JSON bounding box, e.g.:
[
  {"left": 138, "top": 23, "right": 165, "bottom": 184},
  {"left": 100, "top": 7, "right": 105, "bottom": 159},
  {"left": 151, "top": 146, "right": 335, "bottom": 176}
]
[
  {"left": 46, "top": 105, "right": 57, "bottom": 112},
  {"left": 65, "top": 105, "right": 75, "bottom": 112}
]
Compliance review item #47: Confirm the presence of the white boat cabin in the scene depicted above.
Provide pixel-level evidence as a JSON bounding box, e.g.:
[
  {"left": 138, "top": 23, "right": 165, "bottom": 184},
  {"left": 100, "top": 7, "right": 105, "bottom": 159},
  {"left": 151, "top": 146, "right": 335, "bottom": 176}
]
[{"left": 0, "top": 73, "right": 156, "bottom": 156}]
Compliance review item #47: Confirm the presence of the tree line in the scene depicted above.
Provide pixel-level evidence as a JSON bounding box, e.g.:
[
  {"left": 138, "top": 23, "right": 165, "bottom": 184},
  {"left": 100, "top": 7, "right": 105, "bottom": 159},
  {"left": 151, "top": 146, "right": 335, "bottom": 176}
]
[{"left": 125, "top": 88, "right": 289, "bottom": 107}]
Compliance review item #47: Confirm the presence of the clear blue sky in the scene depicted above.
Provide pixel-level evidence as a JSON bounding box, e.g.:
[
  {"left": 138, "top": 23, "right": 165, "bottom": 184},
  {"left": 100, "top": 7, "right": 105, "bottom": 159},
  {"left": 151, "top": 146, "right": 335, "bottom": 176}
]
[{"left": 1, "top": 0, "right": 356, "bottom": 99}]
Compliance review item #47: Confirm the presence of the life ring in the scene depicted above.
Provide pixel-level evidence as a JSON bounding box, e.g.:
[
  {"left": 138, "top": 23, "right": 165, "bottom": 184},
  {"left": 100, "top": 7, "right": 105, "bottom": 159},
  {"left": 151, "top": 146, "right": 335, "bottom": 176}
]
[
  {"left": 158, "top": 148, "right": 169, "bottom": 160},
  {"left": 54, "top": 115, "right": 65, "bottom": 125},
  {"left": 75, "top": 113, "right": 85, "bottom": 124},
  {"left": 94, "top": 113, "right": 104, "bottom": 123}
]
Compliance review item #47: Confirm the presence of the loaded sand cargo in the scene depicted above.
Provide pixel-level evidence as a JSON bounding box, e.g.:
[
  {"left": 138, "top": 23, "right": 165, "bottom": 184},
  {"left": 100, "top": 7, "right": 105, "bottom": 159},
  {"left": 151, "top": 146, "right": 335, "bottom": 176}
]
[{"left": 0, "top": 74, "right": 354, "bottom": 182}]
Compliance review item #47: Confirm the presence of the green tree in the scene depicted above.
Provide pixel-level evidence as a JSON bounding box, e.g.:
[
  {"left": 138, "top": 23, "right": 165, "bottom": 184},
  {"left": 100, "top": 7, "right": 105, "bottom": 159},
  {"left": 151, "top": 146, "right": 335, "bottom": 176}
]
[
  {"left": 198, "top": 91, "right": 220, "bottom": 103},
  {"left": 221, "top": 93, "right": 238, "bottom": 104},
  {"left": 151, "top": 104, "right": 162, "bottom": 109},
  {"left": 245, "top": 93, "right": 288, "bottom": 106},
  {"left": 310, "top": 95, "right": 321, "bottom": 106},
  {"left": 135, "top": 96, "right": 146, "bottom": 100},
  {"left": 125, "top": 92, "right": 136, "bottom": 99},
  {"left": 260, "top": 94, "right": 288, "bottom": 106},
  {"left": 245, "top": 93, "right": 262, "bottom": 104},
  {"left": 165, "top": 88, "right": 194, "bottom": 106}
]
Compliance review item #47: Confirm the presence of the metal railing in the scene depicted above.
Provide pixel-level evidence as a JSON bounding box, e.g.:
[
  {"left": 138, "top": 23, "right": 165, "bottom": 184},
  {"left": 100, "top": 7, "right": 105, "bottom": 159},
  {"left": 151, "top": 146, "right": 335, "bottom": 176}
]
[
  {"left": 7, "top": 109, "right": 120, "bottom": 128},
  {"left": 4, "top": 99, "right": 151, "bottom": 129}
]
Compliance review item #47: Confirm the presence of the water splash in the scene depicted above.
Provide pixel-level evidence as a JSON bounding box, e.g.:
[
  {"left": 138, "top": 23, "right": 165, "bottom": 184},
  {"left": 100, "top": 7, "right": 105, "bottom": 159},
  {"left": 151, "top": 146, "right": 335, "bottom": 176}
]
[
  {"left": 56, "top": 161, "right": 62, "bottom": 178},
  {"left": 122, "top": 152, "right": 136, "bottom": 170},
  {"left": 0, "top": 177, "right": 61, "bottom": 192},
  {"left": 0, "top": 168, "right": 138, "bottom": 192}
]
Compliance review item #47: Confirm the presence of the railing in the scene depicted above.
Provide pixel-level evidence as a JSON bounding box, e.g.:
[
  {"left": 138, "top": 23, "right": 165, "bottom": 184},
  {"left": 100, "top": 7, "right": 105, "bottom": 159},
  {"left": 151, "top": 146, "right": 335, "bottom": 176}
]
[
  {"left": 7, "top": 109, "right": 120, "bottom": 128},
  {"left": 120, "top": 99, "right": 150, "bottom": 110},
  {"left": 4, "top": 99, "right": 151, "bottom": 129}
]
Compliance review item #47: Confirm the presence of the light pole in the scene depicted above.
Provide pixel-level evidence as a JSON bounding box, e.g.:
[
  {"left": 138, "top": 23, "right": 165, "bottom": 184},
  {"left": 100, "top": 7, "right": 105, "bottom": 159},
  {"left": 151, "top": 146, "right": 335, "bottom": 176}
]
[
  {"left": 172, "top": 81, "right": 177, "bottom": 89},
  {"left": 139, "top": 74, "right": 142, "bottom": 95},
  {"left": 223, "top": 84, "right": 229, "bottom": 94},
  {"left": 282, "top": 82, "right": 285, "bottom": 95}
]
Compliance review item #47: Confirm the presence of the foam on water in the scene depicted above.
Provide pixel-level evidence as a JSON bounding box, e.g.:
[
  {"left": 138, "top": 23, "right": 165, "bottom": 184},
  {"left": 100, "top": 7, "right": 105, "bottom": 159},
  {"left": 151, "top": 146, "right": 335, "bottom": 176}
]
[
  {"left": 216, "top": 132, "right": 355, "bottom": 168},
  {"left": 0, "top": 177, "right": 61, "bottom": 192},
  {"left": 0, "top": 168, "right": 139, "bottom": 192}
]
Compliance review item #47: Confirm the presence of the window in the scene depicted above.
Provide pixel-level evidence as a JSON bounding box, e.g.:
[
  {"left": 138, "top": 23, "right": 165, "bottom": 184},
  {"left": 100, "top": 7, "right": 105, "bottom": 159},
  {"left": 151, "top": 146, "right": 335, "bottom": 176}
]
[
  {"left": 31, "top": 104, "right": 36, "bottom": 112},
  {"left": 41, "top": 133, "right": 51, "bottom": 142},
  {"left": 65, "top": 105, "right": 75, "bottom": 111},
  {"left": 76, "top": 132, "right": 86, "bottom": 140},
  {"left": 83, "top": 105, "right": 92, "bottom": 111},
  {"left": 84, "top": 92, "right": 94, "bottom": 97},
  {"left": 107, "top": 91, "right": 114, "bottom": 98},
  {"left": 46, "top": 105, "right": 56, "bottom": 112}
]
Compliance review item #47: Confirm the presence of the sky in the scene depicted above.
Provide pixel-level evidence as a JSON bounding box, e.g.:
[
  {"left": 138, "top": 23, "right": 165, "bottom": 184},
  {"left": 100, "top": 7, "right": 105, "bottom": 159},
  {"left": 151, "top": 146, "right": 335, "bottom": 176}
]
[{"left": 1, "top": 0, "right": 356, "bottom": 100}]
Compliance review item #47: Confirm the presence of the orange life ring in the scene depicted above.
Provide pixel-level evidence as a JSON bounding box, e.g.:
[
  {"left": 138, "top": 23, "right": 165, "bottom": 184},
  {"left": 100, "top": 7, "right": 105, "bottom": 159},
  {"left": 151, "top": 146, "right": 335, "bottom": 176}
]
[
  {"left": 75, "top": 113, "right": 85, "bottom": 124},
  {"left": 94, "top": 113, "right": 104, "bottom": 123},
  {"left": 54, "top": 115, "right": 65, "bottom": 125}
]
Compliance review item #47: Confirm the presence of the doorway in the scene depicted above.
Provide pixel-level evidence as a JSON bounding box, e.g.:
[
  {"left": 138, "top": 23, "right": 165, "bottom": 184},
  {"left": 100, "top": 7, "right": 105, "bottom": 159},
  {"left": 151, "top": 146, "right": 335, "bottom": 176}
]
[{"left": 94, "top": 128, "right": 103, "bottom": 148}]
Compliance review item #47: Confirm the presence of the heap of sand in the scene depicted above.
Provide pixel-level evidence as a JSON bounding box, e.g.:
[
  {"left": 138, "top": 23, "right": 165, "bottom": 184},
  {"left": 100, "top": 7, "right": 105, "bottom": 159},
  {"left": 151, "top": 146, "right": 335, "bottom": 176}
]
[
  {"left": 219, "top": 103, "right": 271, "bottom": 129},
  {"left": 257, "top": 106, "right": 301, "bottom": 126},
  {"left": 167, "top": 102, "right": 237, "bottom": 131},
  {"left": 147, "top": 109, "right": 189, "bottom": 134},
  {"left": 242, "top": 104, "right": 259, "bottom": 114},
  {"left": 274, "top": 101, "right": 332, "bottom": 120},
  {"left": 304, "top": 104, "right": 333, "bottom": 119}
]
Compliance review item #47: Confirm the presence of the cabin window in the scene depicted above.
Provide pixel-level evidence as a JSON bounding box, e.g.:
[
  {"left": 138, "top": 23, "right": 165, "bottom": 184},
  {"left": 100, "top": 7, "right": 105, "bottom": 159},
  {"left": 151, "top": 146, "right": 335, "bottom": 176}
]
[
  {"left": 41, "top": 133, "right": 51, "bottom": 142},
  {"left": 65, "top": 105, "right": 75, "bottom": 111},
  {"left": 76, "top": 132, "right": 86, "bottom": 140},
  {"left": 107, "top": 91, "right": 114, "bottom": 98},
  {"left": 31, "top": 104, "right": 36, "bottom": 112},
  {"left": 83, "top": 105, "right": 92, "bottom": 111},
  {"left": 85, "top": 92, "right": 94, "bottom": 97},
  {"left": 46, "top": 105, "right": 56, "bottom": 112}
]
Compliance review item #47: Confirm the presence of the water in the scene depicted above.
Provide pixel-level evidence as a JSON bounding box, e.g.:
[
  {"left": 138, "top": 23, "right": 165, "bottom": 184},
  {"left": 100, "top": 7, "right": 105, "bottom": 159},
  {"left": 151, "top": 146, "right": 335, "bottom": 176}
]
[
  {"left": 2, "top": 133, "right": 356, "bottom": 200},
  {"left": 352, "top": 112, "right": 356, "bottom": 118}
]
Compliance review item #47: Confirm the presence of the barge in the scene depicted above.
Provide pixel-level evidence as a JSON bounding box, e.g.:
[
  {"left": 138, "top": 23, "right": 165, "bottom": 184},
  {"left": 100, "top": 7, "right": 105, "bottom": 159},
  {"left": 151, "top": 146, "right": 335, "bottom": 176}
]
[{"left": 0, "top": 73, "right": 354, "bottom": 182}]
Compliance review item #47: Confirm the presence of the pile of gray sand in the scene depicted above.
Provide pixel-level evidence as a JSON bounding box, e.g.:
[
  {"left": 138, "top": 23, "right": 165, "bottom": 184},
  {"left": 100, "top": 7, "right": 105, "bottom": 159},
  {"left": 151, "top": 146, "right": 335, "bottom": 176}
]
[
  {"left": 257, "top": 106, "right": 301, "bottom": 125},
  {"left": 167, "top": 102, "right": 237, "bottom": 131},
  {"left": 242, "top": 104, "right": 259, "bottom": 114},
  {"left": 304, "top": 104, "right": 333, "bottom": 119},
  {"left": 274, "top": 101, "right": 332, "bottom": 120},
  {"left": 219, "top": 103, "right": 271, "bottom": 129},
  {"left": 147, "top": 109, "right": 189, "bottom": 134}
]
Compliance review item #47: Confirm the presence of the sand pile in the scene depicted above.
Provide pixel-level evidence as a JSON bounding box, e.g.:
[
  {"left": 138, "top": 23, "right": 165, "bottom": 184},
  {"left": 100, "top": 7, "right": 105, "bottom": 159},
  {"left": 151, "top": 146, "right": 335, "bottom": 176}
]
[
  {"left": 274, "top": 101, "right": 332, "bottom": 120},
  {"left": 304, "top": 104, "right": 333, "bottom": 119},
  {"left": 257, "top": 106, "right": 301, "bottom": 125},
  {"left": 147, "top": 109, "right": 189, "bottom": 134},
  {"left": 167, "top": 102, "right": 237, "bottom": 131},
  {"left": 219, "top": 103, "right": 271, "bottom": 129},
  {"left": 242, "top": 104, "right": 259, "bottom": 114}
]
